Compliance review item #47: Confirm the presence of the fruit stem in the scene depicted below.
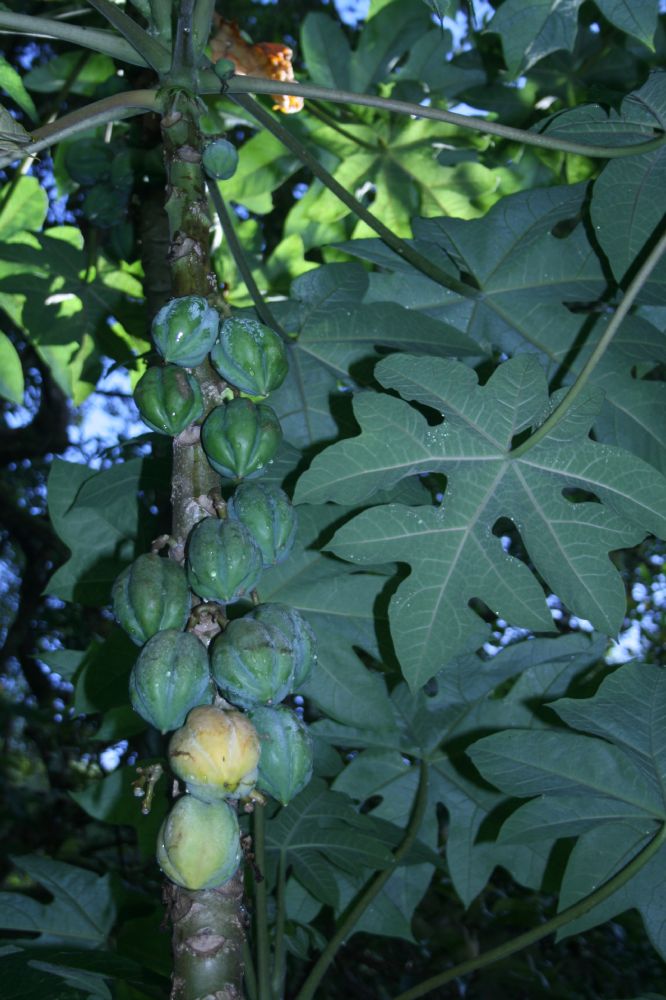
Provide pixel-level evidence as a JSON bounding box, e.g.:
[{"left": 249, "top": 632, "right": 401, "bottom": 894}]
[{"left": 253, "top": 803, "right": 272, "bottom": 1000}]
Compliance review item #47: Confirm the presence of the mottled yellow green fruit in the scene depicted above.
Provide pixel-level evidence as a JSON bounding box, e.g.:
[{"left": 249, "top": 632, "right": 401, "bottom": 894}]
[
  {"left": 157, "top": 795, "right": 241, "bottom": 889},
  {"left": 168, "top": 705, "right": 260, "bottom": 800}
]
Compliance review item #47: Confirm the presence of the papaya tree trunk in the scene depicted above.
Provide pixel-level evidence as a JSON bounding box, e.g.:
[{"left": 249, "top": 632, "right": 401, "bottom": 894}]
[{"left": 159, "top": 90, "right": 247, "bottom": 1000}]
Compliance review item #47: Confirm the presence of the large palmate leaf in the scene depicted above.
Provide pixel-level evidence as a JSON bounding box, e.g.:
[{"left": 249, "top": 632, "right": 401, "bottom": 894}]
[
  {"left": 487, "top": 0, "right": 584, "bottom": 76},
  {"left": 296, "top": 353, "right": 666, "bottom": 688},
  {"left": 264, "top": 779, "right": 396, "bottom": 906},
  {"left": 0, "top": 220, "right": 147, "bottom": 401},
  {"left": 0, "top": 856, "right": 116, "bottom": 946},
  {"left": 45, "top": 456, "right": 163, "bottom": 604},
  {"left": 301, "top": 0, "right": 430, "bottom": 94},
  {"left": 539, "top": 73, "right": 666, "bottom": 301},
  {"left": 488, "top": 0, "right": 656, "bottom": 75},
  {"left": 338, "top": 179, "right": 665, "bottom": 467},
  {"left": 302, "top": 112, "right": 512, "bottom": 236},
  {"left": 339, "top": 183, "right": 606, "bottom": 359},
  {"left": 589, "top": 73, "right": 666, "bottom": 300},
  {"left": 468, "top": 662, "right": 666, "bottom": 957},
  {"left": 269, "top": 262, "right": 481, "bottom": 448},
  {"left": 321, "top": 633, "right": 604, "bottom": 905}
]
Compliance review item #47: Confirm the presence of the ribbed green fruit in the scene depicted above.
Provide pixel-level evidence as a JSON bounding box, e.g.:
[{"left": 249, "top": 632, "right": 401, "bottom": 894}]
[
  {"left": 157, "top": 796, "right": 241, "bottom": 889},
  {"left": 211, "top": 618, "right": 294, "bottom": 709},
  {"left": 133, "top": 365, "right": 203, "bottom": 436},
  {"left": 187, "top": 517, "right": 263, "bottom": 603},
  {"left": 112, "top": 553, "right": 191, "bottom": 646},
  {"left": 201, "top": 399, "right": 282, "bottom": 480},
  {"left": 227, "top": 483, "right": 297, "bottom": 568},
  {"left": 152, "top": 296, "right": 219, "bottom": 367},
  {"left": 129, "top": 630, "right": 214, "bottom": 733},
  {"left": 249, "top": 706, "right": 313, "bottom": 805},
  {"left": 250, "top": 603, "right": 317, "bottom": 687},
  {"left": 168, "top": 705, "right": 260, "bottom": 800},
  {"left": 202, "top": 138, "right": 239, "bottom": 181},
  {"left": 210, "top": 317, "right": 288, "bottom": 397},
  {"left": 64, "top": 138, "right": 114, "bottom": 185}
]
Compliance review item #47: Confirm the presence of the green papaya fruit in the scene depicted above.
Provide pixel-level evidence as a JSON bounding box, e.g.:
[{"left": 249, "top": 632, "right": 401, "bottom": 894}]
[
  {"left": 168, "top": 705, "right": 260, "bottom": 800},
  {"left": 211, "top": 617, "right": 294, "bottom": 709},
  {"left": 248, "top": 705, "right": 313, "bottom": 805},
  {"left": 250, "top": 603, "right": 317, "bottom": 688},
  {"left": 152, "top": 296, "right": 219, "bottom": 368},
  {"left": 201, "top": 399, "right": 282, "bottom": 481},
  {"left": 227, "top": 482, "right": 297, "bottom": 568},
  {"left": 157, "top": 795, "right": 241, "bottom": 889},
  {"left": 210, "top": 317, "right": 288, "bottom": 397},
  {"left": 112, "top": 553, "right": 191, "bottom": 646},
  {"left": 202, "top": 138, "right": 239, "bottom": 181},
  {"left": 133, "top": 364, "right": 204, "bottom": 436},
  {"left": 187, "top": 517, "right": 263, "bottom": 603},
  {"left": 129, "top": 629, "right": 214, "bottom": 733}
]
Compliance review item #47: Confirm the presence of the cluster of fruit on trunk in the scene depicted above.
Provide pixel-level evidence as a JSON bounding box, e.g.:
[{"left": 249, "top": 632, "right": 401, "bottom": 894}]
[{"left": 112, "top": 297, "right": 316, "bottom": 890}]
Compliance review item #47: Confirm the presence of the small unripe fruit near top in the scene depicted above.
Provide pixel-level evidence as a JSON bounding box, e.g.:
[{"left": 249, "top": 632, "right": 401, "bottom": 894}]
[
  {"left": 157, "top": 795, "right": 241, "bottom": 889},
  {"left": 214, "top": 58, "right": 235, "bottom": 81},
  {"left": 129, "top": 630, "right": 214, "bottom": 733},
  {"left": 210, "top": 317, "right": 288, "bottom": 397},
  {"left": 152, "top": 296, "right": 219, "bottom": 367},
  {"left": 202, "top": 138, "right": 239, "bottom": 181},
  {"left": 112, "top": 553, "right": 191, "bottom": 646},
  {"left": 169, "top": 705, "right": 260, "bottom": 800},
  {"left": 133, "top": 364, "right": 203, "bottom": 436}
]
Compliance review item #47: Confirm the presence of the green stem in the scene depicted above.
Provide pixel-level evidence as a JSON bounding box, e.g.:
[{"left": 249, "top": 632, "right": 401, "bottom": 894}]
[
  {"left": 295, "top": 761, "right": 429, "bottom": 1000},
  {"left": 270, "top": 851, "right": 288, "bottom": 999},
  {"left": 392, "top": 821, "right": 666, "bottom": 1000},
  {"left": 85, "top": 0, "right": 171, "bottom": 74},
  {"left": 232, "top": 93, "right": 479, "bottom": 301},
  {"left": 169, "top": 0, "right": 197, "bottom": 83},
  {"left": 227, "top": 77, "right": 665, "bottom": 160},
  {"left": 0, "top": 12, "right": 145, "bottom": 66},
  {"left": 243, "top": 937, "right": 259, "bottom": 1000},
  {"left": 253, "top": 804, "right": 272, "bottom": 1000},
  {"left": 207, "top": 182, "right": 290, "bottom": 341},
  {"left": 0, "top": 90, "right": 161, "bottom": 170},
  {"left": 511, "top": 218, "right": 666, "bottom": 458}
]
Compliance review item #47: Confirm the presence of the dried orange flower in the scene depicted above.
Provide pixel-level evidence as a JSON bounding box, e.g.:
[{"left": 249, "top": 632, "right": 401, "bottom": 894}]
[{"left": 210, "top": 16, "right": 304, "bottom": 114}]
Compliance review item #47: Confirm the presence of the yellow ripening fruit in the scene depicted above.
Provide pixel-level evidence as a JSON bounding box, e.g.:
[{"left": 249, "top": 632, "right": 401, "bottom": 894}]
[
  {"left": 157, "top": 795, "right": 241, "bottom": 890},
  {"left": 168, "top": 705, "right": 260, "bottom": 800}
]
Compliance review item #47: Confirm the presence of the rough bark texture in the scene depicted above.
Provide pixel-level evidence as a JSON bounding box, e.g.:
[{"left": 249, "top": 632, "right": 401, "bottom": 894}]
[{"left": 160, "top": 91, "right": 246, "bottom": 1000}]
